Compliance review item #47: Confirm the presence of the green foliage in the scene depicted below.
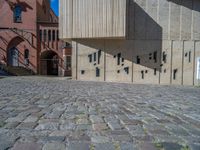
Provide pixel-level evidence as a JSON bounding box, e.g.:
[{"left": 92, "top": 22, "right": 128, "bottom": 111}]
[
  {"left": 90, "top": 144, "right": 95, "bottom": 150},
  {"left": 181, "top": 145, "right": 190, "bottom": 150},
  {"left": 154, "top": 142, "right": 164, "bottom": 150}
]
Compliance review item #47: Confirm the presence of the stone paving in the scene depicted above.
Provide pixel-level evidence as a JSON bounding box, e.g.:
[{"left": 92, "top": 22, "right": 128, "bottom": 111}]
[{"left": 0, "top": 77, "right": 200, "bottom": 150}]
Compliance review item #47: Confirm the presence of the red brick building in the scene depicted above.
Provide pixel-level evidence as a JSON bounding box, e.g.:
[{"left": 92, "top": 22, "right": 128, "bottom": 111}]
[{"left": 0, "top": 0, "right": 71, "bottom": 76}]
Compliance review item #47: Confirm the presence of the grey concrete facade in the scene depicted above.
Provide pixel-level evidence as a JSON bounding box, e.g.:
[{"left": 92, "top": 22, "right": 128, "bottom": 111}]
[{"left": 60, "top": 0, "right": 200, "bottom": 85}]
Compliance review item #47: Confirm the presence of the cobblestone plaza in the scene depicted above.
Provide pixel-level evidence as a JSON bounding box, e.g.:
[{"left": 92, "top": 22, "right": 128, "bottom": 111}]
[{"left": 0, "top": 77, "right": 200, "bottom": 150}]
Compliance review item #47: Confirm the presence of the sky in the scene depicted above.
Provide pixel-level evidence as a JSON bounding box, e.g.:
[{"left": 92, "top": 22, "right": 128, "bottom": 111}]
[{"left": 50, "top": 0, "right": 59, "bottom": 16}]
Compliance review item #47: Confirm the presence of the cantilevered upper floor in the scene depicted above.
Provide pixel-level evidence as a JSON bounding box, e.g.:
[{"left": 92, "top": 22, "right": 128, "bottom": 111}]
[
  {"left": 59, "top": 0, "right": 200, "bottom": 41},
  {"left": 59, "top": 0, "right": 127, "bottom": 39}
]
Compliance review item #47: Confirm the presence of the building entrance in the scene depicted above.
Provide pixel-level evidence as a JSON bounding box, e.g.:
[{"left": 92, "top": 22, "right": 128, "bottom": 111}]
[{"left": 40, "top": 50, "right": 59, "bottom": 76}]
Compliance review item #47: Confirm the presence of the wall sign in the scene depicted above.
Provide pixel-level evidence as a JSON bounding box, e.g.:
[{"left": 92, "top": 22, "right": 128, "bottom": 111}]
[{"left": 197, "top": 57, "right": 200, "bottom": 80}]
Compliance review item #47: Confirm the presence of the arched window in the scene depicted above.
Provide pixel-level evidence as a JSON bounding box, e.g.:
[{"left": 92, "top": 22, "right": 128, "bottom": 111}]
[
  {"left": 14, "top": 5, "right": 22, "bottom": 23},
  {"left": 39, "top": 30, "right": 42, "bottom": 42},
  {"left": 43, "top": 30, "right": 47, "bottom": 42},
  {"left": 48, "top": 30, "right": 51, "bottom": 41},
  {"left": 52, "top": 30, "right": 55, "bottom": 41},
  {"left": 24, "top": 49, "right": 29, "bottom": 59},
  {"left": 24, "top": 49, "right": 29, "bottom": 65}
]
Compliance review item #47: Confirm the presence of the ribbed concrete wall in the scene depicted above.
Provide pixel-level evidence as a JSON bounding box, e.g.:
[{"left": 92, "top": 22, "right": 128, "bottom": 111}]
[
  {"left": 59, "top": 0, "right": 127, "bottom": 39},
  {"left": 61, "top": 0, "right": 200, "bottom": 85}
]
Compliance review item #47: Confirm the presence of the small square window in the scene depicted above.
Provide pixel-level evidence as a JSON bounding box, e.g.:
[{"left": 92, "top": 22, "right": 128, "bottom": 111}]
[
  {"left": 141, "top": 71, "right": 144, "bottom": 79},
  {"left": 136, "top": 56, "right": 140, "bottom": 64},
  {"left": 124, "top": 67, "right": 129, "bottom": 74},
  {"left": 153, "top": 51, "right": 157, "bottom": 63},
  {"left": 162, "top": 52, "right": 167, "bottom": 63},
  {"left": 117, "top": 53, "right": 121, "bottom": 65},
  {"left": 154, "top": 68, "right": 157, "bottom": 75},
  {"left": 81, "top": 70, "right": 85, "bottom": 75},
  {"left": 98, "top": 50, "right": 101, "bottom": 64},
  {"left": 185, "top": 53, "right": 188, "bottom": 57},
  {"left": 94, "top": 53, "right": 96, "bottom": 62},
  {"left": 96, "top": 67, "right": 100, "bottom": 77},
  {"left": 173, "top": 69, "right": 178, "bottom": 80},
  {"left": 189, "top": 51, "right": 191, "bottom": 63},
  {"left": 88, "top": 54, "right": 92, "bottom": 63}
]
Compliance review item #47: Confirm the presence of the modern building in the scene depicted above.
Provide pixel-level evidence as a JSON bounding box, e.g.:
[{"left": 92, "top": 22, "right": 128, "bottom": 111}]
[
  {"left": 0, "top": 0, "right": 71, "bottom": 76},
  {"left": 60, "top": 0, "right": 200, "bottom": 85}
]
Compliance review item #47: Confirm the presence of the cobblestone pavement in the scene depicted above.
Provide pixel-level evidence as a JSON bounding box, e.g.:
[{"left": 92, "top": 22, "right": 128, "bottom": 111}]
[{"left": 0, "top": 77, "right": 200, "bottom": 150}]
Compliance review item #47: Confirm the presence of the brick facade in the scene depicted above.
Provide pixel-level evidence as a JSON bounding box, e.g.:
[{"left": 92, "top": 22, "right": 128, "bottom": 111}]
[{"left": 0, "top": 0, "right": 71, "bottom": 76}]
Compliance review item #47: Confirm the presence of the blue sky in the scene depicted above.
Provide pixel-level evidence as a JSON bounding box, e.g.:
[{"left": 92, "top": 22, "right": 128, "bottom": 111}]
[{"left": 50, "top": 0, "right": 59, "bottom": 16}]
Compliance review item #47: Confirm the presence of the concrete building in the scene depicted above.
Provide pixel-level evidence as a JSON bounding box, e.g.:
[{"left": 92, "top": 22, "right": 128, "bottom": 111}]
[
  {"left": 59, "top": 0, "right": 200, "bottom": 85},
  {"left": 0, "top": 0, "right": 71, "bottom": 76}
]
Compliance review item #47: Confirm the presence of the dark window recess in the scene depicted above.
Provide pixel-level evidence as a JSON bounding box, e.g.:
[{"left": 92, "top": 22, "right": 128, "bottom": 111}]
[
  {"left": 94, "top": 53, "right": 96, "bottom": 62},
  {"left": 149, "top": 53, "right": 152, "bottom": 60},
  {"left": 185, "top": 52, "right": 188, "bottom": 57},
  {"left": 141, "top": 71, "right": 144, "bottom": 79},
  {"left": 117, "top": 53, "right": 121, "bottom": 65},
  {"left": 43, "top": 30, "right": 47, "bottom": 42},
  {"left": 153, "top": 51, "right": 157, "bottom": 63},
  {"left": 39, "top": 30, "right": 42, "bottom": 42},
  {"left": 66, "top": 56, "right": 71, "bottom": 70},
  {"left": 57, "top": 30, "right": 59, "bottom": 40},
  {"left": 96, "top": 67, "right": 100, "bottom": 77},
  {"left": 173, "top": 69, "right": 178, "bottom": 80},
  {"left": 24, "top": 49, "right": 29, "bottom": 65},
  {"left": 136, "top": 56, "right": 140, "bottom": 64},
  {"left": 189, "top": 51, "right": 191, "bottom": 63},
  {"left": 52, "top": 30, "right": 55, "bottom": 41},
  {"left": 114, "top": 55, "right": 116, "bottom": 58},
  {"left": 122, "top": 58, "right": 124, "bottom": 62},
  {"left": 88, "top": 54, "right": 92, "bottom": 63},
  {"left": 14, "top": 5, "right": 22, "bottom": 23},
  {"left": 117, "top": 70, "right": 120, "bottom": 74},
  {"left": 124, "top": 67, "right": 129, "bottom": 74},
  {"left": 164, "top": 69, "right": 166, "bottom": 73},
  {"left": 121, "top": 64, "right": 124, "bottom": 66},
  {"left": 145, "top": 70, "right": 148, "bottom": 73},
  {"left": 48, "top": 30, "right": 51, "bottom": 41},
  {"left": 24, "top": 49, "right": 29, "bottom": 59},
  {"left": 81, "top": 70, "right": 85, "bottom": 75},
  {"left": 154, "top": 68, "right": 157, "bottom": 75},
  {"left": 162, "top": 52, "right": 167, "bottom": 63},
  {"left": 94, "top": 63, "right": 96, "bottom": 66},
  {"left": 98, "top": 50, "right": 101, "bottom": 64},
  {"left": 63, "top": 42, "right": 71, "bottom": 48}
]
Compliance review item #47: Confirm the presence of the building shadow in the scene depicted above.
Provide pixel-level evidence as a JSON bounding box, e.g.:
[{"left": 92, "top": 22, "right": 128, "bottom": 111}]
[
  {"left": 167, "top": 0, "right": 200, "bottom": 12},
  {"left": 74, "top": 1, "right": 163, "bottom": 72}
]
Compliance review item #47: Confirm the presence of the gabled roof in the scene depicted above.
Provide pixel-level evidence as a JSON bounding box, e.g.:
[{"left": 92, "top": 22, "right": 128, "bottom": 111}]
[{"left": 50, "top": 8, "right": 58, "bottom": 23}]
